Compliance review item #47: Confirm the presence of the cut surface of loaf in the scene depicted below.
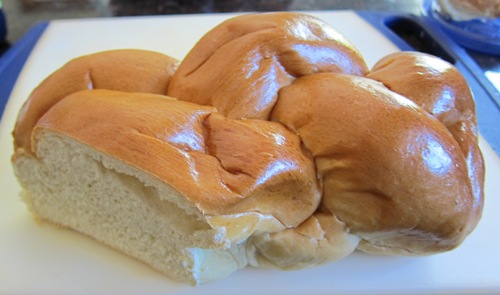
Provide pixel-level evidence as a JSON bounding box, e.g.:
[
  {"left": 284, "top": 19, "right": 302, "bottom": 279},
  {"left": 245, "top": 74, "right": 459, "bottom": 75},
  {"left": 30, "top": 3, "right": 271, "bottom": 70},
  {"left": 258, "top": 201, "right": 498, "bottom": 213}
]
[
  {"left": 14, "top": 129, "right": 247, "bottom": 284},
  {"left": 12, "top": 12, "right": 485, "bottom": 285}
]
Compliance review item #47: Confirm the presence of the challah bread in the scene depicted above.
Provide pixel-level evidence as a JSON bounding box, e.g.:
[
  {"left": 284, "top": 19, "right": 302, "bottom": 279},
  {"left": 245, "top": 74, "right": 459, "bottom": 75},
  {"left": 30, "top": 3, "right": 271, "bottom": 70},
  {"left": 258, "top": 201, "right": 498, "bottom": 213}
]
[
  {"left": 168, "top": 12, "right": 368, "bottom": 120},
  {"left": 367, "top": 52, "right": 484, "bottom": 232},
  {"left": 11, "top": 12, "right": 484, "bottom": 285},
  {"left": 13, "top": 49, "right": 179, "bottom": 153}
]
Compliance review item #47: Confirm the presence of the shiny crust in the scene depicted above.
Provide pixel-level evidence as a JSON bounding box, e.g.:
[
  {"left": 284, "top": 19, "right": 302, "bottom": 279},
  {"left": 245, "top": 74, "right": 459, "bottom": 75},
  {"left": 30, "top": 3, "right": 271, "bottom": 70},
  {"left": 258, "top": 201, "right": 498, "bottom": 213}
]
[
  {"left": 272, "top": 73, "right": 477, "bottom": 254},
  {"left": 168, "top": 12, "right": 368, "bottom": 120},
  {"left": 13, "top": 49, "right": 180, "bottom": 153},
  {"left": 29, "top": 89, "right": 321, "bottom": 243},
  {"left": 367, "top": 52, "right": 484, "bottom": 235},
  {"left": 12, "top": 12, "right": 485, "bottom": 276}
]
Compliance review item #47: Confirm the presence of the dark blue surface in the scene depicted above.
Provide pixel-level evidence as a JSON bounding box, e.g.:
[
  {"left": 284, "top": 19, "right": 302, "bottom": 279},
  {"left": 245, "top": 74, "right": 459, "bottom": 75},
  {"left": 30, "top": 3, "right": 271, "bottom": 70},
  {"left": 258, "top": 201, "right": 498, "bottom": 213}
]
[
  {"left": 0, "top": 21, "right": 48, "bottom": 121},
  {"left": 0, "top": 8, "right": 6, "bottom": 43},
  {"left": 358, "top": 11, "right": 500, "bottom": 156}
]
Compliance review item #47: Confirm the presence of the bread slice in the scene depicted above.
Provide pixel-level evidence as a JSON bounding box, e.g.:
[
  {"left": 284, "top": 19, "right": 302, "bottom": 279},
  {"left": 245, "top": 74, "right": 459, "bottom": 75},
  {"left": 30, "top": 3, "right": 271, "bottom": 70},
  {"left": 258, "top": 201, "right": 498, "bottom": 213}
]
[
  {"left": 13, "top": 128, "right": 247, "bottom": 285},
  {"left": 12, "top": 89, "right": 321, "bottom": 285}
]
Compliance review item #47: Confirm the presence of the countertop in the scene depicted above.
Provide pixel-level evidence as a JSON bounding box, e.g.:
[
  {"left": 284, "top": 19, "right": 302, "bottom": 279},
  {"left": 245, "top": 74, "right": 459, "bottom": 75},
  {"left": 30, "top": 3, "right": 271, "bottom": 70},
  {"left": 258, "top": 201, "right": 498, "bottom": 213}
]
[
  {"left": 1, "top": 10, "right": 500, "bottom": 294},
  {"left": 0, "top": 3, "right": 499, "bottom": 293}
]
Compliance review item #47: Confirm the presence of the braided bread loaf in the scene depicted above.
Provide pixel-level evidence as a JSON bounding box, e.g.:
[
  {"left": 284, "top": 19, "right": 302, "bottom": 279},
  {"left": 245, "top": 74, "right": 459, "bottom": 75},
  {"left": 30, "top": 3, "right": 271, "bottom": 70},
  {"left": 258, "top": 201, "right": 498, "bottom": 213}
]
[{"left": 12, "top": 12, "right": 484, "bottom": 285}]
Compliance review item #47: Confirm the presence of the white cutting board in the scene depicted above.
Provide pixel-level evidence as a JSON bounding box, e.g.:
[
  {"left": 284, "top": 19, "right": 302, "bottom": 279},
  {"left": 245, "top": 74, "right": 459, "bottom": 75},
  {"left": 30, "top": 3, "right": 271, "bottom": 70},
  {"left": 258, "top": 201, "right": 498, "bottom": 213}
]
[{"left": 1, "top": 11, "right": 499, "bottom": 294}]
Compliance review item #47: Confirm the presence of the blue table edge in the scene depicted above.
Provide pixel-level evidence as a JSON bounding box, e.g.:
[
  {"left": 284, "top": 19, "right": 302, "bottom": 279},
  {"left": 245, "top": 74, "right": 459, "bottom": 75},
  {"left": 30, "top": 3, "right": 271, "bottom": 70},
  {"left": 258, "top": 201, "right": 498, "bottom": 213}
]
[{"left": 0, "top": 21, "right": 49, "bottom": 122}]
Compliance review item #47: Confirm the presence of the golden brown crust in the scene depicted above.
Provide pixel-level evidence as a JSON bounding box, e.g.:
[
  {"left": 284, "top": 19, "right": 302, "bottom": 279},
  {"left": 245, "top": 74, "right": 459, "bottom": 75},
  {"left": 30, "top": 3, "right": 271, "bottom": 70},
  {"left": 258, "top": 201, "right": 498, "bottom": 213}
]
[
  {"left": 367, "top": 51, "right": 484, "bottom": 234},
  {"left": 168, "top": 12, "right": 368, "bottom": 120},
  {"left": 13, "top": 49, "right": 180, "bottom": 153},
  {"left": 272, "top": 72, "right": 476, "bottom": 253},
  {"left": 32, "top": 89, "right": 321, "bottom": 237}
]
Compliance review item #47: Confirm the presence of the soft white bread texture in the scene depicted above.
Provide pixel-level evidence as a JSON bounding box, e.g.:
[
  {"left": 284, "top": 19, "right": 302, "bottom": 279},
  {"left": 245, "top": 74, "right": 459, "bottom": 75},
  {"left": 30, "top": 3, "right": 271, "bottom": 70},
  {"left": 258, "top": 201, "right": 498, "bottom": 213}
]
[
  {"left": 12, "top": 12, "right": 484, "bottom": 285},
  {"left": 14, "top": 89, "right": 319, "bottom": 284}
]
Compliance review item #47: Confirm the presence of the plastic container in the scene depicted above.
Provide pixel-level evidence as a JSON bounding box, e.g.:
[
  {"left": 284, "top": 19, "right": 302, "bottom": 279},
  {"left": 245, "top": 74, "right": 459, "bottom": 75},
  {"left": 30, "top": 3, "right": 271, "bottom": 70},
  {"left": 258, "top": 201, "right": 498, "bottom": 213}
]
[{"left": 424, "top": 0, "right": 500, "bottom": 55}]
